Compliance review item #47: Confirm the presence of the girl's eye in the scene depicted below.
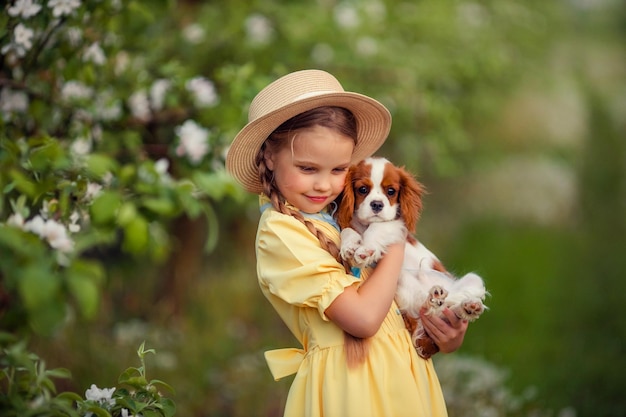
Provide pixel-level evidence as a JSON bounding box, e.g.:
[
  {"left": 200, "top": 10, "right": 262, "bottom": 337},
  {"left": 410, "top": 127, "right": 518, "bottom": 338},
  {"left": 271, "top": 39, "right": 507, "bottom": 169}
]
[
  {"left": 357, "top": 186, "right": 369, "bottom": 195},
  {"left": 386, "top": 187, "right": 396, "bottom": 197},
  {"left": 299, "top": 166, "right": 315, "bottom": 172}
]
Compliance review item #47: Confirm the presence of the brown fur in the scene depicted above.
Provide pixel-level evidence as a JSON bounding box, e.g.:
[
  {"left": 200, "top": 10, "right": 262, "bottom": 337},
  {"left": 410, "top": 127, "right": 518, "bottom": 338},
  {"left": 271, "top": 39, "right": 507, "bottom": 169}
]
[{"left": 337, "top": 158, "right": 430, "bottom": 367}]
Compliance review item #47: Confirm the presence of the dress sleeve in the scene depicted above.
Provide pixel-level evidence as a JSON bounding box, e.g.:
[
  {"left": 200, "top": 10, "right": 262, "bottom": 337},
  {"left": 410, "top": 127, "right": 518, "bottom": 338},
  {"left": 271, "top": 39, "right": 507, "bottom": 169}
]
[{"left": 256, "top": 210, "right": 359, "bottom": 320}]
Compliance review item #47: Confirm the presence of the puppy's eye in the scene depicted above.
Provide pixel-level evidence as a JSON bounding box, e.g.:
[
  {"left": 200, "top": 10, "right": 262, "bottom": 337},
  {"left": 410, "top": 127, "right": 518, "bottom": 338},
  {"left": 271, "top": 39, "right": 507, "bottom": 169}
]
[
  {"left": 357, "top": 186, "right": 370, "bottom": 195},
  {"left": 386, "top": 187, "right": 397, "bottom": 197}
]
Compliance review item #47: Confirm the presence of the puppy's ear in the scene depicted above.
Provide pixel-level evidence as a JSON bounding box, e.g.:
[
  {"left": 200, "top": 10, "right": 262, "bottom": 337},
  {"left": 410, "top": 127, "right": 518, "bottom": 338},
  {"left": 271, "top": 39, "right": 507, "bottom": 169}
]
[
  {"left": 399, "top": 167, "right": 425, "bottom": 233},
  {"left": 336, "top": 166, "right": 356, "bottom": 229}
]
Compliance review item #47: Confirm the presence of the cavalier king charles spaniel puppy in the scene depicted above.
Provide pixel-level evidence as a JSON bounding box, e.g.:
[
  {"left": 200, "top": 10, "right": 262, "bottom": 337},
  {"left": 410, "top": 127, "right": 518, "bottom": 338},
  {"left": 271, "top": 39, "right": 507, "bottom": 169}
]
[{"left": 336, "top": 156, "right": 488, "bottom": 360}]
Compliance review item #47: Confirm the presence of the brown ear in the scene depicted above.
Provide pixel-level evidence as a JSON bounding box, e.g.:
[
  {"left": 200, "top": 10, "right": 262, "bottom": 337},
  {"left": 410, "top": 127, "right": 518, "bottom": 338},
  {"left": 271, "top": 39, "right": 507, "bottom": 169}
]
[
  {"left": 336, "top": 167, "right": 356, "bottom": 229},
  {"left": 398, "top": 166, "right": 425, "bottom": 233}
]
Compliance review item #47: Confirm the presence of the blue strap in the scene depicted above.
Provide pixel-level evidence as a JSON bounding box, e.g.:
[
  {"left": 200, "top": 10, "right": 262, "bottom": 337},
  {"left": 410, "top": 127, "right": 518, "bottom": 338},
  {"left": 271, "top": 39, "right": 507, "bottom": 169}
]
[{"left": 350, "top": 266, "right": 361, "bottom": 278}]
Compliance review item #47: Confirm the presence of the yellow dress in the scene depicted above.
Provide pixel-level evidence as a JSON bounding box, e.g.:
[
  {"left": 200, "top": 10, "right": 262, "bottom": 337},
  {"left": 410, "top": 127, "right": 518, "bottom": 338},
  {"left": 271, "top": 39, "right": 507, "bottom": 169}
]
[{"left": 256, "top": 200, "right": 448, "bottom": 417}]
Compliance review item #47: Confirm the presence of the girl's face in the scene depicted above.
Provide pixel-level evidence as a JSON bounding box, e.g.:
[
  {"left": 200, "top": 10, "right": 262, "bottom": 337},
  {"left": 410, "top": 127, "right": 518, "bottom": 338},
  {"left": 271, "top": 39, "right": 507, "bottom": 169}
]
[{"left": 265, "top": 125, "right": 355, "bottom": 214}]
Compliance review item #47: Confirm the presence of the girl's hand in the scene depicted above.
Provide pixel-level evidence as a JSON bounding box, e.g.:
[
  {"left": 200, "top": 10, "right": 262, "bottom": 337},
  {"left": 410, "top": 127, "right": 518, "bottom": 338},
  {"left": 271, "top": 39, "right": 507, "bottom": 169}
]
[{"left": 419, "top": 307, "right": 468, "bottom": 353}]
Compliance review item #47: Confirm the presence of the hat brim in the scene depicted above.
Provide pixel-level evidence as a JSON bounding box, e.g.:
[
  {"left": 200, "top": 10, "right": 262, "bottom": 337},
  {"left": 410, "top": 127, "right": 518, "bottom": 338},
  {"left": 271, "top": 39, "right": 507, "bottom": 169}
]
[{"left": 226, "top": 92, "right": 391, "bottom": 194}]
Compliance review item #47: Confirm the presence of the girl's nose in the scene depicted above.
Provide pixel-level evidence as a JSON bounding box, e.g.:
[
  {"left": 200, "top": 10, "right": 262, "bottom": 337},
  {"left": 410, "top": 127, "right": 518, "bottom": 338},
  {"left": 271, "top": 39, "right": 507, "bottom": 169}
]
[{"left": 313, "top": 175, "right": 330, "bottom": 191}]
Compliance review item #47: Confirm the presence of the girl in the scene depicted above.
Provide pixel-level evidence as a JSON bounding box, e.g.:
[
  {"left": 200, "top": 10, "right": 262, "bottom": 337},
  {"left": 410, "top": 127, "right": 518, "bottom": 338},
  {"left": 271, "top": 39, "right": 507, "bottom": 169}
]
[{"left": 226, "top": 69, "right": 467, "bottom": 417}]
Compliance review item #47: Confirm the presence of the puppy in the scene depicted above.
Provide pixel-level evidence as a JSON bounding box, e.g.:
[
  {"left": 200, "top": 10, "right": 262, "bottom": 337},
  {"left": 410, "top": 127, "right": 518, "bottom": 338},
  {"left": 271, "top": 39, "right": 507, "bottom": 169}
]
[{"left": 336, "top": 156, "right": 488, "bottom": 360}]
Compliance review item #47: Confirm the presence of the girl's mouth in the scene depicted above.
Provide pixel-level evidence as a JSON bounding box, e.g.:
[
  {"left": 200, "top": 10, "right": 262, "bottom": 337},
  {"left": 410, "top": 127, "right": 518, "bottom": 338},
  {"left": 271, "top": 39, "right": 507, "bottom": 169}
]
[{"left": 307, "top": 196, "right": 328, "bottom": 204}]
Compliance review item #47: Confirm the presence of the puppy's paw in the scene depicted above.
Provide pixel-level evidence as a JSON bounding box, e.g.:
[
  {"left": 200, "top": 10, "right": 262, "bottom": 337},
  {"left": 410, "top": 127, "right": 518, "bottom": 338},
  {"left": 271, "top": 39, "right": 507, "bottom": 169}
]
[
  {"left": 340, "top": 228, "right": 362, "bottom": 261},
  {"left": 354, "top": 245, "right": 383, "bottom": 267},
  {"left": 455, "top": 299, "right": 485, "bottom": 321},
  {"left": 340, "top": 242, "right": 360, "bottom": 261},
  {"left": 423, "top": 285, "right": 448, "bottom": 315}
]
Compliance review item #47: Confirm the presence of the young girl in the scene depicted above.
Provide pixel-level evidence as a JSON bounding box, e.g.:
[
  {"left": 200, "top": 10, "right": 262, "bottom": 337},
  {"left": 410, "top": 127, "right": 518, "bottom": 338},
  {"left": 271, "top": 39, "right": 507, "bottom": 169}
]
[{"left": 226, "top": 69, "right": 468, "bottom": 417}]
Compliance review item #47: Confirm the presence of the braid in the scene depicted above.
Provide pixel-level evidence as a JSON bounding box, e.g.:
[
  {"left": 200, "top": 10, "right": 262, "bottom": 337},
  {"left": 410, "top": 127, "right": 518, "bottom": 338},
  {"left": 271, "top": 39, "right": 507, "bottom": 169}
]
[{"left": 255, "top": 144, "right": 352, "bottom": 273}]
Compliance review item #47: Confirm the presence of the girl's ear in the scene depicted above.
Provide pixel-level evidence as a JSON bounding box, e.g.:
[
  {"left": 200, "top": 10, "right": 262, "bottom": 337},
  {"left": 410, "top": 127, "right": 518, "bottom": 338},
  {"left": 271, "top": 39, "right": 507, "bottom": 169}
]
[{"left": 264, "top": 149, "right": 275, "bottom": 171}]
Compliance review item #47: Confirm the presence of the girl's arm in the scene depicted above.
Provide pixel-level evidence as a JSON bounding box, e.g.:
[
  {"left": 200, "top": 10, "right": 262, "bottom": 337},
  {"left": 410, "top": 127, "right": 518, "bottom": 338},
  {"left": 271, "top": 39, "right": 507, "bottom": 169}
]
[{"left": 325, "top": 242, "right": 405, "bottom": 338}]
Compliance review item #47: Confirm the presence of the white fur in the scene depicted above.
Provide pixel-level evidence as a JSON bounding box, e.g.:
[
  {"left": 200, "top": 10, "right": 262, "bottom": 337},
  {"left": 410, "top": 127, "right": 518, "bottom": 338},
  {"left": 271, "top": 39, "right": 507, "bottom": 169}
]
[
  {"left": 339, "top": 157, "right": 488, "bottom": 356},
  {"left": 354, "top": 158, "right": 399, "bottom": 225}
]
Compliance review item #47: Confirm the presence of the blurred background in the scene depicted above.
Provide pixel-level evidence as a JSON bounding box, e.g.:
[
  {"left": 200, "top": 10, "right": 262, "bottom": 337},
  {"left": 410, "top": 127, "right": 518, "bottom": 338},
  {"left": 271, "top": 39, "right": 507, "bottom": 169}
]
[{"left": 1, "top": 0, "right": 624, "bottom": 416}]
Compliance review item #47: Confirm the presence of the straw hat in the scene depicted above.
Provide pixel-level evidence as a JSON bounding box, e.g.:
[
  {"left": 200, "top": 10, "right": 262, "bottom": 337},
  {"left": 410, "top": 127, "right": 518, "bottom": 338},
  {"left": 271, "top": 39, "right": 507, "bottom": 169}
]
[{"left": 226, "top": 69, "right": 392, "bottom": 194}]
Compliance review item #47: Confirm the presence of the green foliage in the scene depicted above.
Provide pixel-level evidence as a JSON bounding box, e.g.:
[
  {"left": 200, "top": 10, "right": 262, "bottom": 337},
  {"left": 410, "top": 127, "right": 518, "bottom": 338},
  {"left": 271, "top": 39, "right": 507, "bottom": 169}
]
[
  {"left": 0, "top": 0, "right": 246, "bottom": 335},
  {"left": 0, "top": 333, "right": 78, "bottom": 416},
  {"left": 0, "top": 336, "right": 175, "bottom": 417}
]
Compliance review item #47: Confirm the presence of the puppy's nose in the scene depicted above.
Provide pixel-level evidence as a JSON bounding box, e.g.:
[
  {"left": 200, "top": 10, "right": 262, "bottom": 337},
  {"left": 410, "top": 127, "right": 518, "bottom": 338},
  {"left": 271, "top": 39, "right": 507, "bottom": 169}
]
[{"left": 370, "top": 200, "right": 384, "bottom": 213}]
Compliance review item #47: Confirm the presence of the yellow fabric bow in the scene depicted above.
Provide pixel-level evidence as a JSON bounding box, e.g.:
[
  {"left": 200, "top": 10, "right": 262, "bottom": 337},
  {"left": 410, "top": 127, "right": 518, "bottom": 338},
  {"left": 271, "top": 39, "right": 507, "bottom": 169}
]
[{"left": 264, "top": 347, "right": 306, "bottom": 381}]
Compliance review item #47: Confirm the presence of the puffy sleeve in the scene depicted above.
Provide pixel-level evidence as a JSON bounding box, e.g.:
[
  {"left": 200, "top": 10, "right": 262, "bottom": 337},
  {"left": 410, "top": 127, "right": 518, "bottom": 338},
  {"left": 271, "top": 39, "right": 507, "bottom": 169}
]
[{"left": 256, "top": 210, "right": 359, "bottom": 320}]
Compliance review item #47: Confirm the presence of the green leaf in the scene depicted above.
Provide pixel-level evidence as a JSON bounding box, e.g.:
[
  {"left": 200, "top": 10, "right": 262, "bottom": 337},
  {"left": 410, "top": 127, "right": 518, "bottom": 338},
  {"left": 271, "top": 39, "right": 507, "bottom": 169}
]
[
  {"left": 192, "top": 171, "right": 228, "bottom": 200},
  {"left": 118, "top": 367, "right": 141, "bottom": 384},
  {"left": 90, "top": 191, "right": 122, "bottom": 225},
  {"left": 57, "top": 390, "right": 84, "bottom": 403},
  {"left": 81, "top": 405, "right": 112, "bottom": 417},
  {"left": 160, "top": 397, "right": 177, "bottom": 417},
  {"left": 121, "top": 375, "right": 148, "bottom": 390},
  {"left": 122, "top": 215, "right": 149, "bottom": 255},
  {"left": 29, "top": 141, "right": 69, "bottom": 171},
  {"left": 0, "top": 226, "right": 47, "bottom": 258},
  {"left": 117, "top": 202, "right": 138, "bottom": 226},
  {"left": 142, "top": 197, "right": 177, "bottom": 216},
  {"left": 85, "top": 154, "right": 119, "bottom": 178},
  {"left": 46, "top": 368, "right": 72, "bottom": 379},
  {"left": 9, "top": 168, "right": 37, "bottom": 197},
  {"left": 17, "top": 265, "right": 60, "bottom": 311},
  {"left": 149, "top": 379, "right": 174, "bottom": 394},
  {"left": 65, "top": 260, "right": 104, "bottom": 319}
]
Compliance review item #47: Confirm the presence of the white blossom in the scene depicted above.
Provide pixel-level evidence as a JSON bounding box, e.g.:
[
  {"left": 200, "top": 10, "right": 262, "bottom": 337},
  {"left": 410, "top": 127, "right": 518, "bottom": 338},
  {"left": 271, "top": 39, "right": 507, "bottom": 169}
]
[
  {"left": 245, "top": 14, "right": 274, "bottom": 45},
  {"left": 356, "top": 36, "right": 378, "bottom": 56},
  {"left": 83, "top": 42, "right": 106, "bottom": 65},
  {"left": 182, "top": 23, "right": 205, "bottom": 44},
  {"left": 71, "top": 136, "right": 92, "bottom": 156},
  {"left": 23, "top": 215, "right": 45, "bottom": 235},
  {"left": 185, "top": 76, "right": 218, "bottom": 108},
  {"left": 42, "top": 221, "right": 73, "bottom": 252},
  {"left": 102, "top": 172, "right": 113, "bottom": 187},
  {"left": 114, "top": 51, "right": 130, "bottom": 75},
  {"left": 311, "top": 43, "right": 334, "bottom": 65},
  {"left": 154, "top": 158, "right": 172, "bottom": 182},
  {"left": 149, "top": 79, "right": 171, "bottom": 111},
  {"left": 0, "top": 88, "right": 29, "bottom": 114},
  {"left": 85, "top": 182, "right": 103, "bottom": 201},
  {"left": 24, "top": 215, "right": 74, "bottom": 253},
  {"left": 66, "top": 27, "right": 82, "bottom": 46},
  {"left": 61, "top": 80, "right": 94, "bottom": 101},
  {"left": 175, "top": 120, "right": 210, "bottom": 164},
  {"left": 68, "top": 211, "right": 81, "bottom": 233},
  {"left": 8, "top": 0, "right": 42, "bottom": 18},
  {"left": 334, "top": 3, "right": 359, "bottom": 29},
  {"left": 94, "top": 91, "right": 122, "bottom": 121},
  {"left": 85, "top": 384, "right": 116, "bottom": 407},
  {"left": 128, "top": 90, "right": 151, "bottom": 121},
  {"left": 47, "top": 0, "right": 81, "bottom": 17},
  {"left": 14, "top": 24, "right": 34, "bottom": 49},
  {"left": 40, "top": 200, "right": 52, "bottom": 219},
  {"left": 6, "top": 213, "right": 25, "bottom": 228},
  {"left": 3, "top": 23, "right": 36, "bottom": 57}
]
